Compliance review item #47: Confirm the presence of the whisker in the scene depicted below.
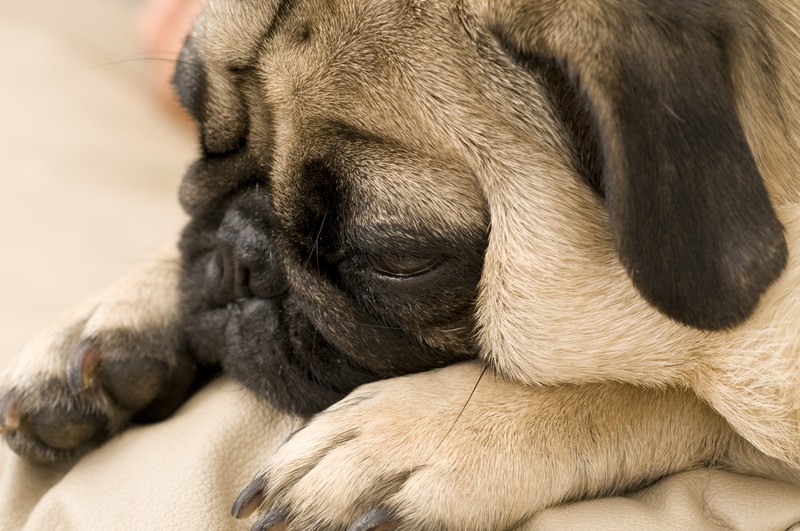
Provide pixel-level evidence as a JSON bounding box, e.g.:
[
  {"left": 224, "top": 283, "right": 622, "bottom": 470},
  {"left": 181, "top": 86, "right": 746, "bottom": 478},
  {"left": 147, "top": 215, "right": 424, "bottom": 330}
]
[
  {"left": 305, "top": 208, "right": 328, "bottom": 270},
  {"left": 92, "top": 53, "right": 186, "bottom": 70},
  {"left": 353, "top": 323, "right": 405, "bottom": 331},
  {"left": 437, "top": 326, "right": 466, "bottom": 333},
  {"left": 428, "top": 364, "right": 488, "bottom": 458}
]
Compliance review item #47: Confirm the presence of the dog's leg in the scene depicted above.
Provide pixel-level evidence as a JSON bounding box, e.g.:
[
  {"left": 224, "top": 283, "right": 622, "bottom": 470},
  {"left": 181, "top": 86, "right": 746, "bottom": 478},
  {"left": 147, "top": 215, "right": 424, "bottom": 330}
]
[
  {"left": 688, "top": 203, "right": 800, "bottom": 469},
  {"left": 233, "top": 362, "right": 799, "bottom": 531},
  {"left": 0, "top": 250, "right": 195, "bottom": 462}
]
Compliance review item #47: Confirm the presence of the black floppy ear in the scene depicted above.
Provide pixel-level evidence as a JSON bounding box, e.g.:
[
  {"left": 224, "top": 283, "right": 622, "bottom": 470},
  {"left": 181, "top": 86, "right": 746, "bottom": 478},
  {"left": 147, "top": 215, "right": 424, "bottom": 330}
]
[{"left": 493, "top": 2, "right": 787, "bottom": 330}]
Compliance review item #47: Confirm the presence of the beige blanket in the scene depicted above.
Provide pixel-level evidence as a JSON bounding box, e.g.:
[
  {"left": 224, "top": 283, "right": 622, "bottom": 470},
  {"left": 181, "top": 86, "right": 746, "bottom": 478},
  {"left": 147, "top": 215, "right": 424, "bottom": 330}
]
[
  {"left": 1, "top": 376, "right": 799, "bottom": 530},
  {"left": 1, "top": 1, "right": 799, "bottom": 529}
]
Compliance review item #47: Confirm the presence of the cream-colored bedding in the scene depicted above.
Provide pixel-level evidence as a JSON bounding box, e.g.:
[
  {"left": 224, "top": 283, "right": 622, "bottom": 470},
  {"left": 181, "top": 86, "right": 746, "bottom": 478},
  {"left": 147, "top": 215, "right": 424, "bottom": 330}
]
[
  {"left": 0, "top": 378, "right": 292, "bottom": 531},
  {"left": 1, "top": 1, "right": 798, "bottom": 529},
  {"left": 2, "top": 376, "right": 799, "bottom": 530}
]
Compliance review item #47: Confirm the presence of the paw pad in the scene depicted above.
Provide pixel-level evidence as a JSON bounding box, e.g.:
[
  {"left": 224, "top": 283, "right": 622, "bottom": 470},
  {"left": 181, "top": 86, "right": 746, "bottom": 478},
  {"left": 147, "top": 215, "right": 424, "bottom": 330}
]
[{"left": 66, "top": 339, "right": 101, "bottom": 393}]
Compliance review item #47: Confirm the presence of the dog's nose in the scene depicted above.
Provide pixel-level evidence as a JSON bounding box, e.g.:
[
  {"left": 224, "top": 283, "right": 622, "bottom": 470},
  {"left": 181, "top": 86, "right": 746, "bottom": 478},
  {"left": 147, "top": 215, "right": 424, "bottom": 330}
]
[
  {"left": 206, "top": 245, "right": 253, "bottom": 303},
  {"left": 185, "top": 185, "right": 288, "bottom": 308},
  {"left": 205, "top": 242, "right": 287, "bottom": 305}
]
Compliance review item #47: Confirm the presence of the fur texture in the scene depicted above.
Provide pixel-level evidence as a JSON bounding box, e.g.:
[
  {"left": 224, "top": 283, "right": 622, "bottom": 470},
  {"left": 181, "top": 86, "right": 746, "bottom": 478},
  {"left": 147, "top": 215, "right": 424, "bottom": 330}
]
[{"left": 2, "top": 0, "right": 800, "bottom": 528}]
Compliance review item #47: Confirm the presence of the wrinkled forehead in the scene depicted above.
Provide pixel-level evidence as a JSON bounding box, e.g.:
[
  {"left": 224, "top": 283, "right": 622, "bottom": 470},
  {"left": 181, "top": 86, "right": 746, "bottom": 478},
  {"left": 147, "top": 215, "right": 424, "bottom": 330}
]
[
  {"left": 265, "top": 1, "right": 487, "bottom": 159},
  {"left": 258, "top": 1, "right": 444, "bottom": 127},
  {"left": 191, "top": 0, "right": 491, "bottom": 151},
  {"left": 256, "top": 1, "right": 484, "bottom": 215},
  {"left": 186, "top": 0, "right": 491, "bottom": 229}
]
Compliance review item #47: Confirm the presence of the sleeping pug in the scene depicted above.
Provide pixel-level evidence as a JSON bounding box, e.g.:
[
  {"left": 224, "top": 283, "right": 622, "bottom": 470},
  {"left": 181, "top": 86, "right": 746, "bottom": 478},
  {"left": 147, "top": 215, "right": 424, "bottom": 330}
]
[{"left": 3, "top": 0, "right": 800, "bottom": 529}]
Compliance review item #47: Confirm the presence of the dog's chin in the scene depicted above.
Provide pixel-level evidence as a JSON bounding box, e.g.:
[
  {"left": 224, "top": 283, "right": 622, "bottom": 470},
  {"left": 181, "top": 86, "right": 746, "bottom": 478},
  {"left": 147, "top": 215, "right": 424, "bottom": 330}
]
[{"left": 182, "top": 294, "right": 382, "bottom": 417}]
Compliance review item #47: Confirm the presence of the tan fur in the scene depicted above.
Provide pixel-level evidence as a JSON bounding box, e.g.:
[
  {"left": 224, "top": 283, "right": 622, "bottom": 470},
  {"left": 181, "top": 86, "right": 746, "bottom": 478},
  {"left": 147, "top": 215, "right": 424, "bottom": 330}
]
[
  {"left": 197, "top": 0, "right": 800, "bottom": 465},
  {"left": 5, "top": 0, "right": 800, "bottom": 527},
  {"left": 470, "top": 0, "right": 800, "bottom": 465},
  {"left": 2, "top": 250, "right": 182, "bottom": 384},
  {"left": 261, "top": 363, "right": 799, "bottom": 529}
]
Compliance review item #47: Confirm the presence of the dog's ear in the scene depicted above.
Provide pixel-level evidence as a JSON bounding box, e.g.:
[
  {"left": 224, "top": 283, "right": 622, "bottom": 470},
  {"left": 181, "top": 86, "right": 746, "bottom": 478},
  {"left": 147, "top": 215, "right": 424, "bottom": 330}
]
[{"left": 491, "top": 1, "right": 787, "bottom": 330}]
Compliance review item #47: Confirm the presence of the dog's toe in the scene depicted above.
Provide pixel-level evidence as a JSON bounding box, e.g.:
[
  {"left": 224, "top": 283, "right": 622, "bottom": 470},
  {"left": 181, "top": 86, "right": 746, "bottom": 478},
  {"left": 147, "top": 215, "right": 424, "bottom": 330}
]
[
  {"left": 66, "top": 338, "right": 170, "bottom": 413},
  {"left": 77, "top": 337, "right": 197, "bottom": 422},
  {"left": 348, "top": 507, "right": 397, "bottom": 531},
  {"left": 1, "top": 381, "right": 114, "bottom": 462},
  {"left": 2, "top": 256, "right": 194, "bottom": 462},
  {"left": 22, "top": 403, "right": 105, "bottom": 452}
]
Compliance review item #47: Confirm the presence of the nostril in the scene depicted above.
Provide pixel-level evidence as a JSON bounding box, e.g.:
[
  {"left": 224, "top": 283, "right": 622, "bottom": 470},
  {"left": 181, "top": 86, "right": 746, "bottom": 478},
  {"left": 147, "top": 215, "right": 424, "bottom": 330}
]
[
  {"left": 205, "top": 250, "right": 223, "bottom": 294},
  {"left": 232, "top": 259, "right": 253, "bottom": 299},
  {"left": 205, "top": 247, "right": 253, "bottom": 305}
]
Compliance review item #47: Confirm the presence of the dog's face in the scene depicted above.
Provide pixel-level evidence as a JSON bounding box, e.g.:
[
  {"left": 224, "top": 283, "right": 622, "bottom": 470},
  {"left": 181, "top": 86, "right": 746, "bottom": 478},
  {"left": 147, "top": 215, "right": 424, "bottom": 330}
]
[
  {"left": 178, "top": 1, "right": 493, "bottom": 415},
  {"left": 176, "top": 0, "right": 788, "bottom": 415}
]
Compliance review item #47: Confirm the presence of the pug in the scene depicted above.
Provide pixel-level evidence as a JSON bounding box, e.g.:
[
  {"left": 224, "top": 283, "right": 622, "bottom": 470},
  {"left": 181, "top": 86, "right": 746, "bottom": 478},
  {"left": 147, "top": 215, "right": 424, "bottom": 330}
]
[{"left": 3, "top": 0, "right": 800, "bottom": 529}]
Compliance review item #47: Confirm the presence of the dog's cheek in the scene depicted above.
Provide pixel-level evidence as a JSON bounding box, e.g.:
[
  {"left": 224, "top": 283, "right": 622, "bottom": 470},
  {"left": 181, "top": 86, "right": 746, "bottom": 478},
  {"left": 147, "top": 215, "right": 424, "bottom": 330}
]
[
  {"left": 179, "top": 217, "right": 228, "bottom": 366},
  {"left": 221, "top": 296, "right": 382, "bottom": 417},
  {"left": 180, "top": 252, "right": 344, "bottom": 415}
]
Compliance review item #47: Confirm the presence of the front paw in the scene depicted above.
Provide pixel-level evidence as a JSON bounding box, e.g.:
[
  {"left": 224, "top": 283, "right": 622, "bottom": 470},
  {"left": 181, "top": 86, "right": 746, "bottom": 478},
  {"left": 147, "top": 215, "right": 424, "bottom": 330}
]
[
  {"left": 1, "top": 257, "right": 195, "bottom": 462},
  {"left": 232, "top": 362, "right": 747, "bottom": 531},
  {"left": 232, "top": 362, "right": 545, "bottom": 531}
]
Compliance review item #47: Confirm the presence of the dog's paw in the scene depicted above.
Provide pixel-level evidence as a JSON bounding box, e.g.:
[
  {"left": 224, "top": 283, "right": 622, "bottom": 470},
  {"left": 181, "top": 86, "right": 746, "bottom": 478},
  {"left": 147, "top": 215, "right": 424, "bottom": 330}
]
[
  {"left": 232, "top": 363, "right": 746, "bottom": 531},
  {"left": 0, "top": 256, "right": 195, "bottom": 462},
  {"left": 232, "top": 362, "right": 553, "bottom": 531}
]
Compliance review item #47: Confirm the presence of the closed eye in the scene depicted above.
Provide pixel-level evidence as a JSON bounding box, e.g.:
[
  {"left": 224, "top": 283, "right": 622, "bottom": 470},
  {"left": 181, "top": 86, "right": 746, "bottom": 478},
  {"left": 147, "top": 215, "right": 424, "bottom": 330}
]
[{"left": 369, "top": 255, "right": 442, "bottom": 279}]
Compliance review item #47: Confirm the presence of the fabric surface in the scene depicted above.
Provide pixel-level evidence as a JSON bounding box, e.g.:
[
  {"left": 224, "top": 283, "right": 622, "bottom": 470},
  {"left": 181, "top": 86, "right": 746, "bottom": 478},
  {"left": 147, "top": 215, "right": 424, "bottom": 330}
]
[
  {"left": 0, "top": 377, "right": 296, "bottom": 531},
  {"left": 1, "top": 1, "right": 799, "bottom": 530},
  {"left": 0, "top": 0, "right": 192, "bottom": 367},
  {"left": 1, "top": 376, "right": 799, "bottom": 531}
]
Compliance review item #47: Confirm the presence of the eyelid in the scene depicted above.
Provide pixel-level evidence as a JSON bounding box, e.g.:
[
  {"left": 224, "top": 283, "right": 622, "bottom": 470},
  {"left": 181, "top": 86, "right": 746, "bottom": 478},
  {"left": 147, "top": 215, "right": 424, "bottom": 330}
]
[{"left": 370, "top": 256, "right": 442, "bottom": 279}]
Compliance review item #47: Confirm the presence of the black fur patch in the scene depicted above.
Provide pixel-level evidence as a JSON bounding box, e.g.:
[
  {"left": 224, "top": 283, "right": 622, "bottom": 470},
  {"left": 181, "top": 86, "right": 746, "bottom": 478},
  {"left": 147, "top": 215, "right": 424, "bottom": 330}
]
[
  {"left": 180, "top": 184, "right": 485, "bottom": 416},
  {"left": 495, "top": 1, "right": 787, "bottom": 330},
  {"left": 172, "top": 36, "right": 208, "bottom": 126},
  {"left": 604, "top": 31, "right": 787, "bottom": 330}
]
